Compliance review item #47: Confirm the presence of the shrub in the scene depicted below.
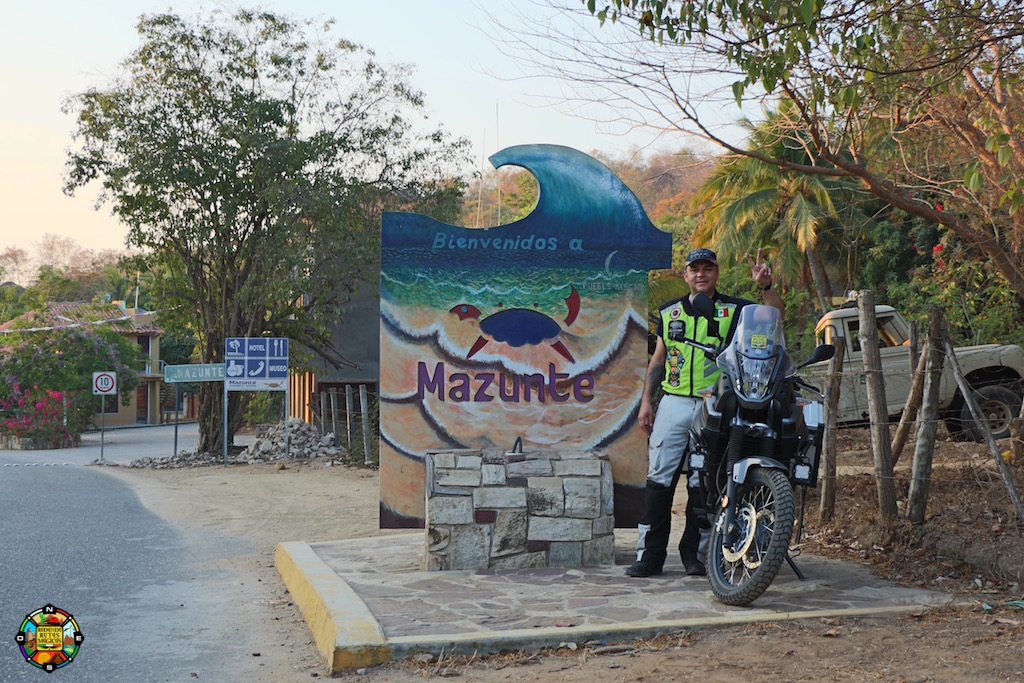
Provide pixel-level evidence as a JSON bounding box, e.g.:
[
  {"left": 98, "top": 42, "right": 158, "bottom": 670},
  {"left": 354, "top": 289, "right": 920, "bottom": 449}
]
[{"left": 0, "top": 384, "right": 86, "bottom": 447}]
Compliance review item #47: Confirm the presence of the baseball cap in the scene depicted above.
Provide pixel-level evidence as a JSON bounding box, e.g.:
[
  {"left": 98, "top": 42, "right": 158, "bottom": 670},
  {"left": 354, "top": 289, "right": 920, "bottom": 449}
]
[{"left": 685, "top": 248, "right": 718, "bottom": 268}]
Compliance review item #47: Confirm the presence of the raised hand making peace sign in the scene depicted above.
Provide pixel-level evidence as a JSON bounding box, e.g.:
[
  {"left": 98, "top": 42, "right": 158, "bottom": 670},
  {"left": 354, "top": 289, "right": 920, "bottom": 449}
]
[{"left": 746, "top": 247, "right": 773, "bottom": 291}]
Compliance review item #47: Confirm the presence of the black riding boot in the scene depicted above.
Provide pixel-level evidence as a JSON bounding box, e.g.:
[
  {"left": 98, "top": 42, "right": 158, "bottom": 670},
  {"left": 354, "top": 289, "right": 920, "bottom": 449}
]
[
  {"left": 678, "top": 483, "right": 707, "bottom": 575},
  {"left": 626, "top": 480, "right": 675, "bottom": 577}
]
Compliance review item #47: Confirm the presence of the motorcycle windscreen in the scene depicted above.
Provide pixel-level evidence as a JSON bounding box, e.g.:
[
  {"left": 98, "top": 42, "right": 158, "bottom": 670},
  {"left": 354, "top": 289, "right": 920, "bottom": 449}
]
[{"left": 718, "top": 304, "right": 796, "bottom": 400}]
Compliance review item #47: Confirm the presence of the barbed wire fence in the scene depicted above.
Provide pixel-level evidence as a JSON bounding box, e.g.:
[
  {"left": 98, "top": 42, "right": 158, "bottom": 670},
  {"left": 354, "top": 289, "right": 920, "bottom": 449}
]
[{"left": 815, "top": 300, "right": 1024, "bottom": 529}]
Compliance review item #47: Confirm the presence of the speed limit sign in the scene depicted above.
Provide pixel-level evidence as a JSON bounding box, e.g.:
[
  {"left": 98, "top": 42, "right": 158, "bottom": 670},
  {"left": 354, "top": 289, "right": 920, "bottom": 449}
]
[{"left": 92, "top": 371, "right": 117, "bottom": 395}]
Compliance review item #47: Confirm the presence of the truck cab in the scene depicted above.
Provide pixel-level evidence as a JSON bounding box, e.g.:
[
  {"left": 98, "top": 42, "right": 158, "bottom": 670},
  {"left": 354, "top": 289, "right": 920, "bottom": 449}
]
[
  {"left": 814, "top": 304, "right": 916, "bottom": 421},
  {"left": 808, "top": 304, "right": 1024, "bottom": 438}
]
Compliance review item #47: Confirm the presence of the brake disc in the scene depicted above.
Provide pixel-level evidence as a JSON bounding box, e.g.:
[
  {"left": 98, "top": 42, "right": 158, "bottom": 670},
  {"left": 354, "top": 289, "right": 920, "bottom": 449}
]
[
  {"left": 742, "top": 508, "right": 776, "bottom": 569},
  {"left": 722, "top": 502, "right": 757, "bottom": 563}
]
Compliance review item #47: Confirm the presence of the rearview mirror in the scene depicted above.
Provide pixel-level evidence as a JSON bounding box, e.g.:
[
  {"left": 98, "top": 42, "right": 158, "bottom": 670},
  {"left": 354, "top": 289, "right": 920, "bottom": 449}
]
[
  {"left": 799, "top": 344, "right": 835, "bottom": 368},
  {"left": 690, "top": 293, "right": 716, "bottom": 320}
]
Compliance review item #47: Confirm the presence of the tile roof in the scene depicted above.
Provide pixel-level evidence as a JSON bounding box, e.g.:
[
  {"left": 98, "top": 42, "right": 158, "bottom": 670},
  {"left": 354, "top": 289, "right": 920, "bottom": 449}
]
[{"left": 0, "top": 301, "right": 163, "bottom": 336}]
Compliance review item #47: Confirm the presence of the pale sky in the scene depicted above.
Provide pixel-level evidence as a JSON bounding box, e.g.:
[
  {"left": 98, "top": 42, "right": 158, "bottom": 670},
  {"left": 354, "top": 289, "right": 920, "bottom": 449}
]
[{"left": 0, "top": 1, "right": 729, "bottom": 257}]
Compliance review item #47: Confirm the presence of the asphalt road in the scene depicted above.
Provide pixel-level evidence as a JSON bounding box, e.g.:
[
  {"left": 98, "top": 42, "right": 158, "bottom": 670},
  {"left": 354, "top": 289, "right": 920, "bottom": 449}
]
[{"left": 0, "top": 425, "right": 276, "bottom": 681}]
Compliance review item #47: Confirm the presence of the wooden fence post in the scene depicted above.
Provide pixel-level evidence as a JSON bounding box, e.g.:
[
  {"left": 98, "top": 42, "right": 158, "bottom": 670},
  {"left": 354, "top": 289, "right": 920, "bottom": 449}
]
[
  {"left": 1012, "top": 395, "right": 1024, "bottom": 468},
  {"left": 907, "top": 306, "right": 945, "bottom": 524},
  {"left": 819, "top": 336, "right": 845, "bottom": 523},
  {"left": 858, "top": 290, "right": 898, "bottom": 523},
  {"left": 909, "top": 320, "right": 920, "bottom": 373},
  {"left": 318, "top": 391, "right": 326, "bottom": 434},
  {"left": 345, "top": 385, "right": 354, "bottom": 452},
  {"left": 359, "top": 384, "right": 373, "bottom": 465},
  {"left": 891, "top": 341, "right": 928, "bottom": 465},
  {"left": 329, "top": 387, "right": 338, "bottom": 439}
]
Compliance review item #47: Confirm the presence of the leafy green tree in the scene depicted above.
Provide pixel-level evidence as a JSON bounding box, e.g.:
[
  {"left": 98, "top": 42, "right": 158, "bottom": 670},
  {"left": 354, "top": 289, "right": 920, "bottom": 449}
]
[
  {"left": 575, "top": 1, "right": 1024, "bottom": 301},
  {"left": 859, "top": 214, "right": 940, "bottom": 296},
  {"left": 64, "top": 10, "right": 470, "bottom": 452},
  {"left": 158, "top": 331, "right": 196, "bottom": 368},
  {"left": 0, "top": 283, "right": 27, "bottom": 324},
  {"left": 19, "top": 266, "right": 81, "bottom": 308},
  {"left": 881, "top": 228, "right": 1024, "bottom": 346},
  {"left": 0, "top": 325, "right": 143, "bottom": 435}
]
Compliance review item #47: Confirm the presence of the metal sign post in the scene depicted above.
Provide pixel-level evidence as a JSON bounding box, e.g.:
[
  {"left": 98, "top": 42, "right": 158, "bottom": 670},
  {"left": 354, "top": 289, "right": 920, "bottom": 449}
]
[
  {"left": 92, "top": 371, "right": 117, "bottom": 462},
  {"left": 174, "top": 383, "right": 179, "bottom": 456},
  {"left": 223, "top": 370, "right": 229, "bottom": 467},
  {"left": 164, "top": 364, "right": 225, "bottom": 459}
]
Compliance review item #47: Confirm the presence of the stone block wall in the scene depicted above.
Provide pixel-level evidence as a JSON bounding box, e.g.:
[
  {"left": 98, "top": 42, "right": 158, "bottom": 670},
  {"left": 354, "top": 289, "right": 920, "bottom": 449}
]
[
  {"left": 425, "top": 448, "right": 615, "bottom": 570},
  {"left": 0, "top": 434, "right": 79, "bottom": 450}
]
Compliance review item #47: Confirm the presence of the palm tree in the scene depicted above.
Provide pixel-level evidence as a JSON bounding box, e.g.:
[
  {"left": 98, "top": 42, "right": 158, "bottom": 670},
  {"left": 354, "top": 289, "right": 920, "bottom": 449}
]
[{"left": 692, "top": 103, "right": 874, "bottom": 311}]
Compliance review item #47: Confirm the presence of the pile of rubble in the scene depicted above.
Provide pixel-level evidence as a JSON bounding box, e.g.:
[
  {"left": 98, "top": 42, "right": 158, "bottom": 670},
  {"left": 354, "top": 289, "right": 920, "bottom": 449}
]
[
  {"left": 106, "top": 418, "right": 345, "bottom": 469},
  {"left": 244, "top": 418, "right": 343, "bottom": 462},
  {"left": 113, "top": 450, "right": 231, "bottom": 469}
]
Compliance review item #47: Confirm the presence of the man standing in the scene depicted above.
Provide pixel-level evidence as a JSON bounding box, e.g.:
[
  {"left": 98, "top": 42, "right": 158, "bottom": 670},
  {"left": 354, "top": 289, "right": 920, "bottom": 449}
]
[{"left": 626, "top": 247, "right": 784, "bottom": 577}]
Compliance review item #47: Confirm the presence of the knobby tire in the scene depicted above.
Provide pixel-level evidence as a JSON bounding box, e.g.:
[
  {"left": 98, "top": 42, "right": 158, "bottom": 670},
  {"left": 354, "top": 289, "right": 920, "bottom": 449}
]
[{"left": 707, "top": 468, "right": 795, "bottom": 606}]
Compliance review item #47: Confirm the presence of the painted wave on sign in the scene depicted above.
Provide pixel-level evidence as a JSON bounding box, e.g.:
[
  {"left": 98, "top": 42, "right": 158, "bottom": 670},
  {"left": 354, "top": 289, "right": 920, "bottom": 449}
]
[{"left": 382, "top": 144, "right": 671, "bottom": 269}]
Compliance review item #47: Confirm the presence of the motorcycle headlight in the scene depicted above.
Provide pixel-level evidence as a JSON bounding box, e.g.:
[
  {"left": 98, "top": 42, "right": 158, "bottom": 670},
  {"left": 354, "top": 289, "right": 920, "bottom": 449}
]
[{"left": 737, "top": 355, "right": 778, "bottom": 400}]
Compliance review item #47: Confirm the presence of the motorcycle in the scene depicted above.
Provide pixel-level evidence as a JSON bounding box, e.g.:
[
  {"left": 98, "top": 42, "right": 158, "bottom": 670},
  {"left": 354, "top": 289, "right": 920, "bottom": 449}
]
[{"left": 684, "top": 294, "right": 834, "bottom": 606}]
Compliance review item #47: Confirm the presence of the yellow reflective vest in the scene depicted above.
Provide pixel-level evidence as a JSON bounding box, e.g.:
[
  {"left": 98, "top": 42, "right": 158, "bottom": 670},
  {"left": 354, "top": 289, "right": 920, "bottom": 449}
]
[{"left": 659, "top": 292, "right": 750, "bottom": 397}]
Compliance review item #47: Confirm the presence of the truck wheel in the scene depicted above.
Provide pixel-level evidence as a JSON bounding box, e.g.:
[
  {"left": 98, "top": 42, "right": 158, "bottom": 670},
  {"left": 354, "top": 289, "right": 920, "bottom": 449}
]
[{"left": 960, "top": 385, "right": 1021, "bottom": 441}]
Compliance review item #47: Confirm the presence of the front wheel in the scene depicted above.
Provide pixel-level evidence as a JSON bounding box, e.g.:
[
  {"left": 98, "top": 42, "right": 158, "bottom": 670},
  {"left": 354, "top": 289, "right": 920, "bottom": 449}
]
[{"left": 707, "top": 468, "right": 795, "bottom": 606}]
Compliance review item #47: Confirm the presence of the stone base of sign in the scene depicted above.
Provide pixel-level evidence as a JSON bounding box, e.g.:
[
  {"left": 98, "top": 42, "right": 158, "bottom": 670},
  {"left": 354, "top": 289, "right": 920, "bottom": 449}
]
[{"left": 425, "top": 449, "right": 615, "bottom": 570}]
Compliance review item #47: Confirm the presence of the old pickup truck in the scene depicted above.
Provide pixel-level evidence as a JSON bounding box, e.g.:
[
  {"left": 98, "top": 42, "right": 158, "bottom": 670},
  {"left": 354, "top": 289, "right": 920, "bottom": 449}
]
[{"left": 808, "top": 304, "right": 1024, "bottom": 440}]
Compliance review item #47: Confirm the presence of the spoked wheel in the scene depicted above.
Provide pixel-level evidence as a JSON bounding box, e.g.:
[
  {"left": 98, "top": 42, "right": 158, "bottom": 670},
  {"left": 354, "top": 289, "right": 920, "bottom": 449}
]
[{"left": 707, "top": 468, "right": 795, "bottom": 606}]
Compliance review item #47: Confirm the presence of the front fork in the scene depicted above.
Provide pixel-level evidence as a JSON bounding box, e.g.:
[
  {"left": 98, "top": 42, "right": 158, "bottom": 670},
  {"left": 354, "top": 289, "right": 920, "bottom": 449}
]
[
  {"left": 721, "top": 426, "right": 743, "bottom": 546},
  {"left": 721, "top": 416, "right": 776, "bottom": 546}
]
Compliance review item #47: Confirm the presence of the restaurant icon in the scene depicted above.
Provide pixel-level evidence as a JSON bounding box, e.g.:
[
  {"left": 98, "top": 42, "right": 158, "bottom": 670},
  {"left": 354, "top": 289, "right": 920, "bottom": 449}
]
[{"left": 15, "top": 604, "right": 83, "bottom": 673}]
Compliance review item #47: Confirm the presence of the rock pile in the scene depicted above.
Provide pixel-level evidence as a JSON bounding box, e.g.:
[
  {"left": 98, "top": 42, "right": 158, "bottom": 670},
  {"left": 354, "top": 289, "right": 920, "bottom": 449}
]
[
  {"left": 245, "top": 418, "right": 343, "bottom": 462},
  {"left": 114, "top": 450, "right": 229, "bottom": 469},
  {"left": 106, "top": 418, "right": 345, "bottom": 469}
]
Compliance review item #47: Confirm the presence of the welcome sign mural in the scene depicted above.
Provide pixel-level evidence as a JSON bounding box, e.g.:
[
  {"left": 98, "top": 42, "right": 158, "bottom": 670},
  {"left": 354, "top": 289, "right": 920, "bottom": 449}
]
[{"left": 379, "top": 145, "right": 672, "bottom": 527}]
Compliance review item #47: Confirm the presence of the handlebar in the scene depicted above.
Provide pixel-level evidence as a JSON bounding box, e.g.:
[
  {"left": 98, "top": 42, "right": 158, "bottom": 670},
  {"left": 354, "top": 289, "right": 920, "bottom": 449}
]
[
  {"left": 682, "top": 338, "right": 719, "bottom": 357},
  {"left": 792, "top": 376, "right": 823, "bottom": 397}
]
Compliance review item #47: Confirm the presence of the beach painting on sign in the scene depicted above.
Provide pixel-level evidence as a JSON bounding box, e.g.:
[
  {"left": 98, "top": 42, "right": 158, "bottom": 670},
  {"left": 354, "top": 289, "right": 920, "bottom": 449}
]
[{"left": 379, "top": 145, "right": 672, "bottom": 527}]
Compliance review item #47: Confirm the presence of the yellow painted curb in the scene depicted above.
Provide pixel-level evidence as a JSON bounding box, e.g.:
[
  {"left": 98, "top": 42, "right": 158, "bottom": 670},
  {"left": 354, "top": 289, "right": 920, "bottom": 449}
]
[{"left": 275, "top": 541, "right": 391, "bottom": 672}]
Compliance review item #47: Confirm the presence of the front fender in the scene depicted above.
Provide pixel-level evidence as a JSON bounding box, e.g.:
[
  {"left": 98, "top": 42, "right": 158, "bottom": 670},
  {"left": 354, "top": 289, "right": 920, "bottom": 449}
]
[{"left": 731, "top": 457, "right": 788, "bottom": 484}]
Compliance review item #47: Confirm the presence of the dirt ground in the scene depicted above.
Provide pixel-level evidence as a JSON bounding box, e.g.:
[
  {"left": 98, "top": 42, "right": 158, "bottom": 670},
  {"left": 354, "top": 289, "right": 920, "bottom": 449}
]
[{"left": 110, "top": 428, "right": 1024, "bottom": 682}]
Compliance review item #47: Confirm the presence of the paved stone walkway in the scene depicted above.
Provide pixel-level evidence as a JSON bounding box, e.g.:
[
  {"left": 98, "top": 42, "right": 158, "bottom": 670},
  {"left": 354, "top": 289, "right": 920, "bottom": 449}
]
[{"left": 277, "top": 530, "right": 958, "bottom": 672}]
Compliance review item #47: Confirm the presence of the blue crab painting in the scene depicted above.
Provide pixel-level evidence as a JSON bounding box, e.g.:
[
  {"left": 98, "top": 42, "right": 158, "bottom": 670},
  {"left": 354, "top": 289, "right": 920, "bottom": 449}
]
[{"left": 449, "top": 286, "right": 581, "bottom": 363}]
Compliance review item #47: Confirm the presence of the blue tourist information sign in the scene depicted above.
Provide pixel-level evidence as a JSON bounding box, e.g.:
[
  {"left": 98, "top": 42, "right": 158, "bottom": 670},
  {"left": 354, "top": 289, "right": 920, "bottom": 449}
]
[
  {"left": 222, "top": 337, "right": 291, "bottom": 464},
  {"left": 224, "top": 337, "right": 289, "bottom": 391}
]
